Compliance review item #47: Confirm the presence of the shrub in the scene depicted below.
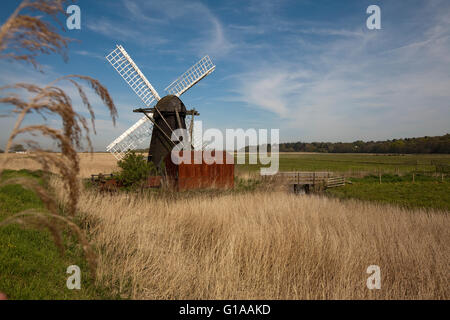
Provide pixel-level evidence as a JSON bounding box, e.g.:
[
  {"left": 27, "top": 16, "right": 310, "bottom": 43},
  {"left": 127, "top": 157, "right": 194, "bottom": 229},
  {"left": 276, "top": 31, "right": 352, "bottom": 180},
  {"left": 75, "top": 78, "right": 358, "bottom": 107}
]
[
  {"left": 11, "top": 144, "right": 26, "bottom": 152},
  {"left": 116, "top": 151, "right": 157, "bottom": 188}
]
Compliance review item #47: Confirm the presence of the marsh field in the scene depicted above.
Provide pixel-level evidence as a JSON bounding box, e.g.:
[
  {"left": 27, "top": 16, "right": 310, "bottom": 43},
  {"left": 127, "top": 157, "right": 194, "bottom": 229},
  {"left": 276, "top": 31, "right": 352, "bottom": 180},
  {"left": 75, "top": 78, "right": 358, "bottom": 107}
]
[
  {"left": 2, "top": 151, "right": 450, "bottom": 175},
  {"left": 0, "top": 152, "right": 449, "bottom": 299}
]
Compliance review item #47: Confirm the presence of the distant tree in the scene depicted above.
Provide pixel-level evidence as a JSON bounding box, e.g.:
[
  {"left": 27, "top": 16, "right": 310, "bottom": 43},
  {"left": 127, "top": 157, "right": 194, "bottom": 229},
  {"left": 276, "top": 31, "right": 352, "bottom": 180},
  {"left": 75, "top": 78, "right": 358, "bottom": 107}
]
[
  {"left": 390, "top": 140, "right": 405, "bottom": 153},
  {"left": 276, "top": 134, "right": 449, "bottom": 154},
  {"left": 11, "top": 144, "right": 26, "bottom": 152}
]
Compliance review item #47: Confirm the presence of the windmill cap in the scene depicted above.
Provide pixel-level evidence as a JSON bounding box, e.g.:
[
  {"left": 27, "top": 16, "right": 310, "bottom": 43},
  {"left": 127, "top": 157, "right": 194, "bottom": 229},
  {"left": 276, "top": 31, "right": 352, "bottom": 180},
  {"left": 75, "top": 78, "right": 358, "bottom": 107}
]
[{"left": 155, "top": 95, "right": 187, "bottom": 113}]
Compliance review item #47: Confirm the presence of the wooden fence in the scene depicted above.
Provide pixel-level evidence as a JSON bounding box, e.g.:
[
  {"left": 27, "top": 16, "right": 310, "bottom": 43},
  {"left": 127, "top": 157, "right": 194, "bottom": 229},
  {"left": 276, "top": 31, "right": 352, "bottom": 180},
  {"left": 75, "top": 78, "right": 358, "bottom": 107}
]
[
  {"left": 325, "top": 176, "right": 346, "bottom": 188},
  {"left": 273, "top": 171, "right": 346, "bottom": 189}
]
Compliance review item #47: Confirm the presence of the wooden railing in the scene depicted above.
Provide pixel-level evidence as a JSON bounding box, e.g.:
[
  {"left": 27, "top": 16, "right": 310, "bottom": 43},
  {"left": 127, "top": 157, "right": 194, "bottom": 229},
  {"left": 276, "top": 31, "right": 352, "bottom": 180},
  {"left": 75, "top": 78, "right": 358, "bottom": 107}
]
[
  {"left": 325, "top": 177, "right": 346, "bottom": 188},
  {"left": 273, "top": 172, "right": 346, "bottom": 189}
]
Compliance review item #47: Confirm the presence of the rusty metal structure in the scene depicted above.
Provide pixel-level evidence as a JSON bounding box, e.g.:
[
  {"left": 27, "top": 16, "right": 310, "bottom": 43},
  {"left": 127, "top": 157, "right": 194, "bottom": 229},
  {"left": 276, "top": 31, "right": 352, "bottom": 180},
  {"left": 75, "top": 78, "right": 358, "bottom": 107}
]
[
  {"left": 165, "top": 151, "right": 234, "bottom": 191},
  {"left": 90, "top": 174, "right": 122, "bottom": 192}
]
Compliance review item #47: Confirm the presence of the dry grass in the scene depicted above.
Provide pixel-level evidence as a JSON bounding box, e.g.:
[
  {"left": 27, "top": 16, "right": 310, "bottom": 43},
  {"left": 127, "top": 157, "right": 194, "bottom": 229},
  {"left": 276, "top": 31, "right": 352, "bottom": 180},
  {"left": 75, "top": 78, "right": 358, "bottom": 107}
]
[
  {"left": 0, "top": 153, "right": 119, "bottom": 178},
  {"left": 55, "top": 179, "right": 449, "bottom": 300},
  {"left": 0, "top": 0, "right": 71, "bottom": 69},
  {"left": 0, "top": 0, "right": 117, "bottom": 279}
]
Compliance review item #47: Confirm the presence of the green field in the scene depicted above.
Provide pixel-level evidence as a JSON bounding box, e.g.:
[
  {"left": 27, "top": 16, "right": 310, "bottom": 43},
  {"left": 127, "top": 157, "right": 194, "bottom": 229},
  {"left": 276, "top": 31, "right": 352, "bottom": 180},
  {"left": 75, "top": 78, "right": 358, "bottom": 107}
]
[
  {"left": 237, "top": 153, "right": 450, "bottom": 211},
  {"left": 0, "top": 170, "right": 114, "bottom": 300},
  {"left": 237, "top": 153, "right": 450, "bottom": 174},
  {"left": 327, "top": 174, "right": 450, "bottom": 211}
]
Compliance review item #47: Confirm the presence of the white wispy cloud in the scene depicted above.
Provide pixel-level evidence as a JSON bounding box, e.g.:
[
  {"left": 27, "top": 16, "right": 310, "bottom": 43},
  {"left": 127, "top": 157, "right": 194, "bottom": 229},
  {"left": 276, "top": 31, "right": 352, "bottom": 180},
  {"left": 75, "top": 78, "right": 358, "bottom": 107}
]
[
  {"left": 233, "top": 70, "right": 312, "bottom": 118},
  {"left": 86, "top": 0, "right": 234, "bottom": 58},
  {"left": 144, "top": 0, "right": 234, "bottom": 58},
  {"left": 197, "top": 13, "right": 234, "bottom": 58},
  {"left": 231, "top": 1, "right": 450, "bottom": 141},
  {"left": 228, "top": 24, "right": 266, "bottom": 35},
  {"left": 121, "top": 1, "right": 166, "bottom": 25},
  {"left": 296, "top": 28, "right": 364, "bottom": 37},
  {"left": 86, "top": 18, "right": 168, "bottom": 47},
  {"left": 74, "top": 50, "right": 104, "bottom": 60}
]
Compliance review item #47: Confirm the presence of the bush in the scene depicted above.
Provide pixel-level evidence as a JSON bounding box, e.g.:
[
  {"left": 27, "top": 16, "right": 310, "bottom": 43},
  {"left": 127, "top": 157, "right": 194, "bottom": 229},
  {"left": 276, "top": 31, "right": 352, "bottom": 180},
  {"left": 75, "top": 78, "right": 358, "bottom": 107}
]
[
  {"left": 11, "top": 144, "right": 26, "bottom": 152},
  {"left": 116, "top": 151, "right": 157, "bottom": 188}
]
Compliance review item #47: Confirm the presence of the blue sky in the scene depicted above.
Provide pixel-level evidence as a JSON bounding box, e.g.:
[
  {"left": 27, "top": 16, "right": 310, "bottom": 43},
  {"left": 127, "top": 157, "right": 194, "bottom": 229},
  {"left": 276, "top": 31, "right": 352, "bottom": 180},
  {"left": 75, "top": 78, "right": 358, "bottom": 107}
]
[{"left": 1, "top": 0, "right": 449, "bottom": 151}]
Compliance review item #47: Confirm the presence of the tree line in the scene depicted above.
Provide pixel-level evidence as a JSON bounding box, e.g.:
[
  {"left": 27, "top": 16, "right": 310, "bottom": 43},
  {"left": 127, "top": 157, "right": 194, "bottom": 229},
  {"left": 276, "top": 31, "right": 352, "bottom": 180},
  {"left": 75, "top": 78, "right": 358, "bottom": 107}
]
[
  {"left": 277, "top": 134, "right": 450, "bottom": 154},
  {"left": 244, "top": 134, "right": 449, "bottom": 154}
]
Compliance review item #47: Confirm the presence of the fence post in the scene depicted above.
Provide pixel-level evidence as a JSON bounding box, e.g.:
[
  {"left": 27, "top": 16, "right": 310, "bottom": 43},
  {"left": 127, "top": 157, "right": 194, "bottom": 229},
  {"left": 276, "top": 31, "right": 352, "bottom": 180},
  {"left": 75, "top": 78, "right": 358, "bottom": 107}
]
[
  {"left": 379, "top": 170, "right": 381, "bottom": 184},
  {"left": 413, "top": 172, "right": 415, "bottom": 183}
]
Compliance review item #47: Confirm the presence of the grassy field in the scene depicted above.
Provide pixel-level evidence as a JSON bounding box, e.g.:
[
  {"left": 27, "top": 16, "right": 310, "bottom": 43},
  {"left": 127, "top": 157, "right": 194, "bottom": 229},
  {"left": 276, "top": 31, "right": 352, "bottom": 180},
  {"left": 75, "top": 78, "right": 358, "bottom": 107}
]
[
  {"left": 236, "top": 153, "right": 450, "bottom": 211},
  {"left": 66, "top": 180, "right": 448, "bottom": 299},
  {"left": 2, "top": 153, "right": 449, "bottom": 178},
  {"left": 0, "top": 170, "right": 114, "bottom": 299},
  {"left": 237, "top": 153, "right": 450, "bottom": 175},
  {"left": 1, "top": 151, "right": 448, "bottom": 211},
  {"left": 0, "top": 153, "right": 448, "bottom": 299},
  {"left": 327, "top": 174, "right": 450, "bottom": 211}
]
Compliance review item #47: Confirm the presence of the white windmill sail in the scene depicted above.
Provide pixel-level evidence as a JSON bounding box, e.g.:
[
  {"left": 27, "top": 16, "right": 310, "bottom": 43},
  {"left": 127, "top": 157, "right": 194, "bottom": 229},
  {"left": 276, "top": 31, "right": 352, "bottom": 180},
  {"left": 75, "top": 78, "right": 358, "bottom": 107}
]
[
  {"left": 106, "top": 114, "right": 154, "bottom": 160},
  {"left": 106, "top": 45, "right": 161, "bottom": 105},
  {"left": 165, "top": 56, "right": 216, "bottom": 151},
  {"left": 105, "top": 44, "right": 161, "bottom": 159},
  {"left": 165, "top": 55, "right": 215, "bottom": 97}
]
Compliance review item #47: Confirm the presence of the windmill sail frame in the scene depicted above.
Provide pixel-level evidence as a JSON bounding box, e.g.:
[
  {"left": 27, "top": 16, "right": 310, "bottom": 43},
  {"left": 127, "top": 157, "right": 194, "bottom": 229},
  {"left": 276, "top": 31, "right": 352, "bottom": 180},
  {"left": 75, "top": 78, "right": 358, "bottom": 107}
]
[
  {"left": 105, "top": 45, "right": 215, "bottom": 159},
  {"left": 106, "top": 114, "right": 154, "bottom": 160},
  {"left": 106, "top": 45, "right": 161, "bottom": 107},
  {"left": 165, "top": 55, "right": 215, "bottom": 97}
]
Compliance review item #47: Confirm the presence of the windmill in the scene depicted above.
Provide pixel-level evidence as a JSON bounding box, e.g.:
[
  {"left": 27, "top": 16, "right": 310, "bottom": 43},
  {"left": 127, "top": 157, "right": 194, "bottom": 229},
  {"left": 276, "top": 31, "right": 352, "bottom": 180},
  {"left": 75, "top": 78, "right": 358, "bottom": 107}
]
[{"left": 105, "top": 45, "right": 215, "bottom": 168}]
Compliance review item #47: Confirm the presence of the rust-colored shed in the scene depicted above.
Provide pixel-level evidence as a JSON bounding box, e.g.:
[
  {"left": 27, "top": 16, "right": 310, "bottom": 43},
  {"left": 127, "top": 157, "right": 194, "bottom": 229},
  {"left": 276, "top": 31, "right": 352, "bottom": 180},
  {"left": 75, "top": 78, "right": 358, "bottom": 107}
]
[{"left": 164, "top": 151, "right": 234, "bottom": 191}]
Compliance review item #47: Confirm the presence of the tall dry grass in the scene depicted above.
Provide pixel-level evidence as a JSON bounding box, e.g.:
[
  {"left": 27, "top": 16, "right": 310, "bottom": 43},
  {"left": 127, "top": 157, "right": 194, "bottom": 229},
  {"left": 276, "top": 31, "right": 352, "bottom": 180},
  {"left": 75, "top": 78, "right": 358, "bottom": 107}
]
[
  {"left": 0, "top": 0, "right": 117, "bottom": 278},
  {"left": 56, "top": 179, "right": 449, "bottom": 299}
]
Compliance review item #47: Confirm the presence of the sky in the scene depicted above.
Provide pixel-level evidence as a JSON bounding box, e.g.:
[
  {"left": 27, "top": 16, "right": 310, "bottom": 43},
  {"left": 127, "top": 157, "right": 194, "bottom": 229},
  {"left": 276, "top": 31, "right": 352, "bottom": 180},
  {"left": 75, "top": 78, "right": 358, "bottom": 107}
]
[{"left": 0, "top": 0, "right": 449, "bottom": 151}]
